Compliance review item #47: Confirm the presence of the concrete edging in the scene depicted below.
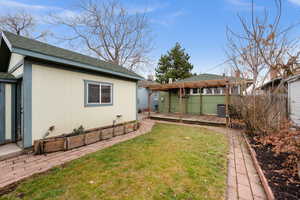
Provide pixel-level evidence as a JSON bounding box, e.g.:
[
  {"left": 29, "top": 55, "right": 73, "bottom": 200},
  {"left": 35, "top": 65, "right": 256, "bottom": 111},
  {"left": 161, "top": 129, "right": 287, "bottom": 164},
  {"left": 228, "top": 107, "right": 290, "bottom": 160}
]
[{"left": 243, "top": 133, "right": 275, "bottom": 200}]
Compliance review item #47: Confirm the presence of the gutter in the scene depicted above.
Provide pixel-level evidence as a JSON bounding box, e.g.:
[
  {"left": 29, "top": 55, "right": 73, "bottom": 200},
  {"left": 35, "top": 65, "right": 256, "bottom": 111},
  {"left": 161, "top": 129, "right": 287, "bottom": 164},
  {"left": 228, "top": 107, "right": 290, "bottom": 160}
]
[{"left": 0, "top": 78, "right": 17, "bottom": 83}]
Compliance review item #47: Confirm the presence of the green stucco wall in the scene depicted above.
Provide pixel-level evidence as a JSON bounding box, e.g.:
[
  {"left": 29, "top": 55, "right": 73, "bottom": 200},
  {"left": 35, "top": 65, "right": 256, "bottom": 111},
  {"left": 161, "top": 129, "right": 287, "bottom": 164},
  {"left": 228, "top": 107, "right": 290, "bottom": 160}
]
[
  {"left": 158, "top": 91, "right": 169, "bottom": 113},
  {"left": 158, "top": 92, "right": 225, "bottom": 115},
  {"left": 202, "top": 95, "right": 225, "bottom": 115}
]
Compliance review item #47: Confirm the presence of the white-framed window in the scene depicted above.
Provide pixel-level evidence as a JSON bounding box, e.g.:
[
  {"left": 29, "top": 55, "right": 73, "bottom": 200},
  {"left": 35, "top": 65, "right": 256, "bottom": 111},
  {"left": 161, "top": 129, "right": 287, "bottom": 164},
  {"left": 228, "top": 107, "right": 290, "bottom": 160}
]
[
  {"left": 190, "top": 88, "right": 199, "bottom": 95},
  {"left": 205, "top": 88, "right": 213, "bottom": 94},
  {"left": 214, "top": 87, "right": 221, "bottom": 95},
  {"left": 85, "top": 80, "right": 113, "bottom": 106}
]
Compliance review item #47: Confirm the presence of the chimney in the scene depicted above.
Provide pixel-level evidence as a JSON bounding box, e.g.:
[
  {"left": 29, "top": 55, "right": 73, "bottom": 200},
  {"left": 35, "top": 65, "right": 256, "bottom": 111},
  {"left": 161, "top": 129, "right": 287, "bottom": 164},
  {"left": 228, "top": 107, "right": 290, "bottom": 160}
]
[
  {"left": 235, "top": 70, "right": 241, "bottom": 79},
  {"left": 168, "top": 78, "right": 173, "bottom": 84},
  {"left": 147, "top": 75, "right": 154, "bottom": 81},
  {"left": 270, "top": 68, "right": 277, "bottom": 80}
]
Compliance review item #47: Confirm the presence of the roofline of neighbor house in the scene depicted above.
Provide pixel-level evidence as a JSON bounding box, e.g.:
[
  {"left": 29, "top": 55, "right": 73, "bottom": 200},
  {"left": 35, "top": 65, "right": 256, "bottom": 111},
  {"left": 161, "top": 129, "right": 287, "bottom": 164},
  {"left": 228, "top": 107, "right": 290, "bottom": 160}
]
[
  {"left": 1, "top": 32, "right": 143, "bottom": 81},
  {"left": 286, "top": 74, "right": 300, "bottom": 83}
]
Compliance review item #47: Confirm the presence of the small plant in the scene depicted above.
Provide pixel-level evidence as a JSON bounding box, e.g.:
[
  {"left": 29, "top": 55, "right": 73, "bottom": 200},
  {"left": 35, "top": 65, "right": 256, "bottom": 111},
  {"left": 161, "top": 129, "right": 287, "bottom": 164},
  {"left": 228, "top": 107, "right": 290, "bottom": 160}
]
[
  {"left": 72, "top": 125, "right": 85, "bottom": 135},
  {"left": 43, "top": 126, "right": 55, "bottom": 138}
]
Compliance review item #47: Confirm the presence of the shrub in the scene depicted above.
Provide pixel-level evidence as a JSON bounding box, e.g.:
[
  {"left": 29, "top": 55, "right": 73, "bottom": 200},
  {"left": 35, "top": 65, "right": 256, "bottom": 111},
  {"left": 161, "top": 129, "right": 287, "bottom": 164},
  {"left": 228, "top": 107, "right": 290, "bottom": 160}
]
[{"left": 72, "top": 125, "right": 85, "bottom": 135}]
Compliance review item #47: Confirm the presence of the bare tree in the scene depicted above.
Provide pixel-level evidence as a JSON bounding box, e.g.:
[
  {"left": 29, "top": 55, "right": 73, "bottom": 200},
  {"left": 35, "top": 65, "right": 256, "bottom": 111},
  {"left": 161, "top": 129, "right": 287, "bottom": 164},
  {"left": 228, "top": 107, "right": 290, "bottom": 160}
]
[
  {"left": 0, "top": 10, "right": 49, "bottom": 40},
  {"left": 227, "top": 0, "right": 300, "bottom": 180},
  {"left": 50, "top": 0, "right": 153, "bottom": 71},
  {"left": 226, "top": 0, "right": 300, "bottom": 132},
  {"left": 227, "top": 0, "right": 300, "bottom": 94}
]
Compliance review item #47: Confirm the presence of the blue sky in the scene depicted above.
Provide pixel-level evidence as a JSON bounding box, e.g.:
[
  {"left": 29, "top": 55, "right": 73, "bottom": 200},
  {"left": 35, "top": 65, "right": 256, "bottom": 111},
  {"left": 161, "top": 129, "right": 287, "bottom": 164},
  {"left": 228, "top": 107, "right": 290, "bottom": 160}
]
[{"left": 1, "top": 0, "right": 300, "bottom": 76}]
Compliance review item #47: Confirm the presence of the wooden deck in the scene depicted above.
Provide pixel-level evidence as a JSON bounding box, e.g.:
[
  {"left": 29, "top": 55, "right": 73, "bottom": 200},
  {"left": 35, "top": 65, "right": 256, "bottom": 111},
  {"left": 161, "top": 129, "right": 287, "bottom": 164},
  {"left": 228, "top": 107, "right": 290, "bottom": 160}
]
[{"left": 150, "top": 113, "right": 226, "bottom": 127}]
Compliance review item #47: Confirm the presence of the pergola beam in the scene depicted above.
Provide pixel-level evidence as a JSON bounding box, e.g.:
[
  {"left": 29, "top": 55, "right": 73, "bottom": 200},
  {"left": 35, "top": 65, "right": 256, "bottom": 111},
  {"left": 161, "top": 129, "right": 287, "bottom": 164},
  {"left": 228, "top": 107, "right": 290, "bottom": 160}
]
[{"left": 148, "top": 79, "right": 230, "bottom": 91}]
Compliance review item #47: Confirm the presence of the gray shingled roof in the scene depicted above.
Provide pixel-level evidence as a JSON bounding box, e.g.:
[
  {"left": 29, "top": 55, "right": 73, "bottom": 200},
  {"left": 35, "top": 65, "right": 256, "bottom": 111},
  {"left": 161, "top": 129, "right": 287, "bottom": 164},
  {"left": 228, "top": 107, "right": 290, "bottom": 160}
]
[
  {"left": 0, "top": 72, "right": 15, "bottom": 80},
  {"left": 138, "top": 80, "right": 159, "bottom": 87},
  {"left": 176, "top": 74, "right": 237, "bottom": 83},
  {"left": 3, "top": 31, "right": 143, "bottom": 80}
]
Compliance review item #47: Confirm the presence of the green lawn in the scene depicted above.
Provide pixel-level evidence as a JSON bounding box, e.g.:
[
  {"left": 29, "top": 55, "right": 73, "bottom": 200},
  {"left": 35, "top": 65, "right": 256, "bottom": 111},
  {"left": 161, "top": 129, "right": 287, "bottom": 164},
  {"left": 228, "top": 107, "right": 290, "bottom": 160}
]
[{"left": 1, "top": 123, "right": 228, "bottom": 200}]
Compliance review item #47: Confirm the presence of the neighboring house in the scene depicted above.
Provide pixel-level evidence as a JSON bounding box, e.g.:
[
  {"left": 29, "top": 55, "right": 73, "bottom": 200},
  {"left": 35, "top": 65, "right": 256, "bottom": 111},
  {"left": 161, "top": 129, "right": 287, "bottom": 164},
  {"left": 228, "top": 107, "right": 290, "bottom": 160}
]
[
  {"left": 137, "top": 78, "right": 159, "bottom": 112},
  {"left": 260, "top": 77, "right": 284, "bottom": 94},
  {"left": 149, "top": 73, "right": 251, "bottom": 116},
  {"left": 0, "top": 31, "right": 142, "bottom": 149},
  {"left": 259, "top": 71, "right": 300, "bottom": 126},
  {"left": 287, "top": 74, "right": 300, "bottom": 126}
]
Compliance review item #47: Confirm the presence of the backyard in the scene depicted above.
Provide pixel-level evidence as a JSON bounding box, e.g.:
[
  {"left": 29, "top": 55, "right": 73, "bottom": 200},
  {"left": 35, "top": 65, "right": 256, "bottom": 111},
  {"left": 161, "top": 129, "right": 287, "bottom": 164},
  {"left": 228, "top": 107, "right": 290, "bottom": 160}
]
[{"left": 0, "top": 123, "right": 228, "bottom": 200}]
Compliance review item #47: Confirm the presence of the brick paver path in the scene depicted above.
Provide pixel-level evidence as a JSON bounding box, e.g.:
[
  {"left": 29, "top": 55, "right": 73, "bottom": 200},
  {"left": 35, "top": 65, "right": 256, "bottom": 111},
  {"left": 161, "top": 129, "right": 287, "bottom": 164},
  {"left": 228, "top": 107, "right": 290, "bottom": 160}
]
[
  {"left": 226, "top": 129, "right": 266, "bottom": 200},
  {"left": 0, "top": 119, "right": 155, "bottom": 189},
  {"left": 152, "top": 120, "right": 267, "bottom": 200}
]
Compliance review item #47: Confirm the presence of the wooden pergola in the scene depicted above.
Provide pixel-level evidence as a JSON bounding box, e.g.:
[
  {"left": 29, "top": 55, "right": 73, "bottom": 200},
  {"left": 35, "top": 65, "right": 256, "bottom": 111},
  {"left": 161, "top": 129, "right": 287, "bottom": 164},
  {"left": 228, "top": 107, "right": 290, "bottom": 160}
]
[{"left": 146, "top": 79, "right": 234, "bottom": 127}]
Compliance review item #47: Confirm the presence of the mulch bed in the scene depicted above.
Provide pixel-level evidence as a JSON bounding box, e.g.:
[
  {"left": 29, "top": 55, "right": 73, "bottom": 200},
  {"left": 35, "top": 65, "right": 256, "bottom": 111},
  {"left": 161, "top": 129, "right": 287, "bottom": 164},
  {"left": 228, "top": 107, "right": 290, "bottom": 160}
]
[{"left": 248, "top": 135, "right": 300, "bottom": 200}]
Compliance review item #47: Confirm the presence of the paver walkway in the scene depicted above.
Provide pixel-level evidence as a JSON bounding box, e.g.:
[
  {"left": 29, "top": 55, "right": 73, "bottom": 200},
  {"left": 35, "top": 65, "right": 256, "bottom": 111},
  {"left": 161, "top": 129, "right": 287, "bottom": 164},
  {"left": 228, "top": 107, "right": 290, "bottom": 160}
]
[
  {"left": 152, "top": 120, "right": 267, "bottom": 200},
  {"left": 226, "top": 128, "right": 267, "bottom": 200},
  {"left": 0, "top": 119, "right": 155, "bottom": 190}
]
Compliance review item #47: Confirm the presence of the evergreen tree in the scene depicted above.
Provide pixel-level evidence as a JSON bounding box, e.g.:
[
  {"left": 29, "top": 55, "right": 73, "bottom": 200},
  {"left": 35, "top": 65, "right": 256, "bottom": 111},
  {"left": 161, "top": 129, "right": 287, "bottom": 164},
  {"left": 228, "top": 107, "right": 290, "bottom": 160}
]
[{"left": 155, "top": 43, "right": 193, "bottom": 83}]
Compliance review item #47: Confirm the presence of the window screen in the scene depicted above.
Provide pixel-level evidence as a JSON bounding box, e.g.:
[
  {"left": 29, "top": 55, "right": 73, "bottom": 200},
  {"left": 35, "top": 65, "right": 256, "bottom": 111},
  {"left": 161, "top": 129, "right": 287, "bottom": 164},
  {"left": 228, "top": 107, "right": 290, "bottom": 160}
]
[
  {"left": 101, "top": 85, "right": 112, "bottom": 103},
  {"left": 88, "top": 84, "right": 100, "bottom": 103}
]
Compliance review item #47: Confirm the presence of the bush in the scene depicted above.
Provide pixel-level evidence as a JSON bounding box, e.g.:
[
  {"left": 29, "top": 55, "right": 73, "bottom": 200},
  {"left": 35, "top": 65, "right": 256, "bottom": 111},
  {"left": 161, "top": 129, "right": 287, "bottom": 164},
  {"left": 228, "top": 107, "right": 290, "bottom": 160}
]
[{"left": 230, "top": 93, "right": 287, "bottom": 135}]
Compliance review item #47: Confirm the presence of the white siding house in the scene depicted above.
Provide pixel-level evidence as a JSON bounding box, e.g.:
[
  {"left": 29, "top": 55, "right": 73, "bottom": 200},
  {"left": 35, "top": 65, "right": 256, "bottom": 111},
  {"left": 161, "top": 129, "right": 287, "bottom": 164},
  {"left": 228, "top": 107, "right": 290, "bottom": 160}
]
[
  {"left": 0, "top": 31, "right": 142, "bottom": 149},
  {"left": 288, "top": 74, "right": 300, "bottom": 126}
]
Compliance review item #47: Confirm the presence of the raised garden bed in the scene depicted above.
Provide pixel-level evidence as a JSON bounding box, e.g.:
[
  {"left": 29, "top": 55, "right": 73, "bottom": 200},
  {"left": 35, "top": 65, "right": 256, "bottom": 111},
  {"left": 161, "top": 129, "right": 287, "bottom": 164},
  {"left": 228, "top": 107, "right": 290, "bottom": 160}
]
[
  {"left": 125, "top": 123, "right": 135, "bottom": 133},
  {"left": 101, "top": 128, "right": 114, "bottom": 140},
  {"left": 34, "top": 137, "right": 66, "bottom": 154},
  {"left": 247, "top": 134, "right": 300, "bottom": 200},
  {"left": 67, "top": 134, "right": 85, "bottom": 150},
  {"left": 114, "top": 126, "right": 125, "bottom": 136},
  {"left": 85, "top": 131, "right": 101, "bottom": 145},
  {"left": 34, "top": 121, "right": 139, "bottom": 155}
]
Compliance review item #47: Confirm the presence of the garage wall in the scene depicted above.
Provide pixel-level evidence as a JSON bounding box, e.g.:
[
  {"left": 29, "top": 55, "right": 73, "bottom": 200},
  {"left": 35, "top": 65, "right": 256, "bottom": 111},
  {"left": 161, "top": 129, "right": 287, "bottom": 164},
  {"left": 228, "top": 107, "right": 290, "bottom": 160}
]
[{"left": 31, "top": 64, "right": 137, "bottom": 143}]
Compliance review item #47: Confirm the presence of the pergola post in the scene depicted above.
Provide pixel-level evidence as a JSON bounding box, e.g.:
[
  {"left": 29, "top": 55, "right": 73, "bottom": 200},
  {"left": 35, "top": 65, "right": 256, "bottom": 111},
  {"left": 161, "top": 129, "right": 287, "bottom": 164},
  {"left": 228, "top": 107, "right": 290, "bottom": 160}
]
[
  {"left": 168, "top": 90, "right": 171, "bottom": 113},
  {"left": 225, "top": 82, "right": 230, "bottom": 127},
  {"left": 179, "top": 87, "right": 183, "bottom": 121},
  {"left": 199, "top": 87, "right": 202, "bottom": 115},
  {"left": 148, "top": 91, "right": 153, "bottom": 118}
]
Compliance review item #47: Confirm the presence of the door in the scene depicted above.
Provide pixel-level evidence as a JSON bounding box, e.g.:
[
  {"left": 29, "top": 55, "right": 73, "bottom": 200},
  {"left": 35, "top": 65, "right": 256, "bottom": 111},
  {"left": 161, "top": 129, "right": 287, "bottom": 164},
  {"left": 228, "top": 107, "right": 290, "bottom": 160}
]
[
  {"left": 290, "top": 81, "right": 300, "bottom": 126},
  {"left": 16, "top": 80, "right": 23, "bottom": 147},
  {"left": 0, "top": 83, "right": 5, "bottom": 144}
]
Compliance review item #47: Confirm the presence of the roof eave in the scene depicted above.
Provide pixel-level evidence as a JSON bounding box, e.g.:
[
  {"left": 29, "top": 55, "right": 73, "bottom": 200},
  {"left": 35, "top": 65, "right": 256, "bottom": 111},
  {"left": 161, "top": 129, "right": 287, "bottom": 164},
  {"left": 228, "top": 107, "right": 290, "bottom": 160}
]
[
  {"left": 286, "top": 74, "right": 300, "bottom": 83},
  {"left": 11, "top": 47, "right": 142, "bottom": 81}
]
